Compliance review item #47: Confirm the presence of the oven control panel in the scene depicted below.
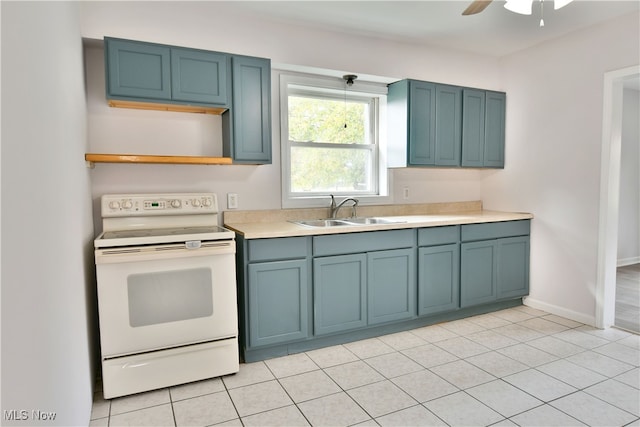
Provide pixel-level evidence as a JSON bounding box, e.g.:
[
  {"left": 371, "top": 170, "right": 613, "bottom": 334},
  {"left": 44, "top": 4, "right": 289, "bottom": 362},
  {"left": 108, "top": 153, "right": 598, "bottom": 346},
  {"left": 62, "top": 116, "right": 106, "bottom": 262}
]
[{"left": 101, "top": 193, "right": 218, "bottom": 217}]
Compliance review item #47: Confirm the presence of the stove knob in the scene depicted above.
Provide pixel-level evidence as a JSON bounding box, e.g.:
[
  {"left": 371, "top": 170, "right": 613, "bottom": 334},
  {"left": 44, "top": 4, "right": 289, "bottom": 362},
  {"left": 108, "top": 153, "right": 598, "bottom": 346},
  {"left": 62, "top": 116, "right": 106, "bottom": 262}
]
[
  {"left": 192, "top": 199, "right": 201, "bottom": 207},
  {"left": 122, "top": 200, "right": 133, "bottom": 209},
  {"left": 202, "top": 198, "right": 212, "bottom": 207},
  {"left": 170, "top": 199, "right": 181, "bottom": 208},
  {"left": 108, "top": 201, "right": 120, "bottom": 210}
]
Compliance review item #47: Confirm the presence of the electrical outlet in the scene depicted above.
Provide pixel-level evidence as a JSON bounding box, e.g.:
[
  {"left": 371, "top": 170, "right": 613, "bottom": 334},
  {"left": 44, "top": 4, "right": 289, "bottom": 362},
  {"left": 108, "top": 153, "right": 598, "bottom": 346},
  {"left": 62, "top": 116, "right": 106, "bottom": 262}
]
[
  {"left": 227, "top": 193, "right": 238, "bottom": 209},
  {"left": 403, "top": 187, "right": 409, "bottom": 200}
]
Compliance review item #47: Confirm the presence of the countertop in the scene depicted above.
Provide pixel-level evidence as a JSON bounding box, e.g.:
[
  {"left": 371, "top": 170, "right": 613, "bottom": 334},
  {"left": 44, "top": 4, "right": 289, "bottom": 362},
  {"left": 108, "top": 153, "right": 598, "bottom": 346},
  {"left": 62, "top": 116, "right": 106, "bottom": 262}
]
[{"left": 223, "top": 201, "right": 533, "bottom": 239}]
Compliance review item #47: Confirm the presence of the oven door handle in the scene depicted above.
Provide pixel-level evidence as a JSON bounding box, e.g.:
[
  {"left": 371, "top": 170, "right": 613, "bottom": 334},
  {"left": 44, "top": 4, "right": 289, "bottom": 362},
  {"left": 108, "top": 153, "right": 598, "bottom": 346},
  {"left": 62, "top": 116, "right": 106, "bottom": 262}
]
[{"left": 95, "top": 241, "right": 235, "bottom": 264}]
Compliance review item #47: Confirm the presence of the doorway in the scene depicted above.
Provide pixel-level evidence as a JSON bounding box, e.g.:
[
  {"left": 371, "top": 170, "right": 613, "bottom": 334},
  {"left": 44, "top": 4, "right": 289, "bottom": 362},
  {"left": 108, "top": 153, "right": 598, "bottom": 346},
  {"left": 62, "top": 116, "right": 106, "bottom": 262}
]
[{"left": 596, "top": 65, "right": 640, "bottom": 330}]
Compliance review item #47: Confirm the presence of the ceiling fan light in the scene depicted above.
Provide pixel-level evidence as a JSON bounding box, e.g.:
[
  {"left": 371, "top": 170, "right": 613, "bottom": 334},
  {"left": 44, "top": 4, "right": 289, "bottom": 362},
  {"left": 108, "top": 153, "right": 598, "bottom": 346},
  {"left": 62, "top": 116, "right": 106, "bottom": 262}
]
[
  {"left": 504, "top": 0, "right": 533, "bottom": 15},
  {"left": 554, "top": 0, "right": 573, "bottom": 10}
]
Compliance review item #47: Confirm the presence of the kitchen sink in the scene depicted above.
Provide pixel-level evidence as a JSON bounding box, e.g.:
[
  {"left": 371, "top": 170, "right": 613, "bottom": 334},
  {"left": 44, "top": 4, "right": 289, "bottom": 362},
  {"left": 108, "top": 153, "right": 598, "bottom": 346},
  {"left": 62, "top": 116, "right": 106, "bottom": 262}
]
[{"left": 291, "top": 217, "right": 406, "bottom": 228}]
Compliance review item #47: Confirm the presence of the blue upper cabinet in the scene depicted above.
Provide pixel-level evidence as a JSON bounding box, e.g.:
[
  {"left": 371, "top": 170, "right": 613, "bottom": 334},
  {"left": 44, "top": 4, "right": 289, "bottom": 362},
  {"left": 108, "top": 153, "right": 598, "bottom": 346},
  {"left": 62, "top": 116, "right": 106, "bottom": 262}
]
[
  {"left": 106, "top": 38, "right": 172, "bottom": 100},
  {"left": 105, "top": 37, "right": 229, "bottom": 107},
  {"left": 462, "top": 89, "right": 506, "bottom": 168},
  {"left": 389, "top": 80, "right": 461, "bottom": 167},
  {"left": 171, "top": 48, "right": 228, "bottom": 105},
  {"left": 223, "top": 55, "right": 272, "bottom": 164}
]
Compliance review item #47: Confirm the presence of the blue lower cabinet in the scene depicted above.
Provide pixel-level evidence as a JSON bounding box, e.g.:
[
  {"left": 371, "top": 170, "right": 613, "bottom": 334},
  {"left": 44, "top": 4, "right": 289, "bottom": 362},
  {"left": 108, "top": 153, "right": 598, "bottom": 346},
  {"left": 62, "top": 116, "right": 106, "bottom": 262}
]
[
  {"left": 418, "top": 244, "right": 460, "bottom": 315},
  {"left": 314, "top": 254, "right": 367, "bottom": 335},
  {"left": 461, "top": 240, "right": 497, "bottom": 308},
  {"left": 248, "top": 259, "right": 309, "bottom": 347},
  {"left": 497, "top": 236, "right": 530, "bottom": 299},
  {"left": 368, "top": 248, "right": 416, "bottom": 325}
]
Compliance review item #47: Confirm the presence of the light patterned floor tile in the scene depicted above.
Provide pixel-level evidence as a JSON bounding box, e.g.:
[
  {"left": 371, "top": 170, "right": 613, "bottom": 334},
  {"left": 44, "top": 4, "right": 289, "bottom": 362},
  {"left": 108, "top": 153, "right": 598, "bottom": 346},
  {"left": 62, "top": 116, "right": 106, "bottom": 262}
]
[
  {"left": 493, "top": 324, "right": 544, "bottom": 342},
  {"left": 173, "top": 391, "right": 237, "bottom": 426},
  {"left": 593, "top": 342, "right": 640, "bottom": 366},
  {"left": 213, "top": 419, "right": 243, "bottom": 426},
  {"left": 279, "top": 370, "right": 341, "bottom": 403},
  {"left": 264, "top": 353, "right": 319, "bottom": 378},
  {"left": 509, "top": 404, "right": 586, "bottom": 426},
  {"left": 497, "top": 343, "right": 557, "bottom": 367},
  {"left": 584, "top": 378, "right": 640, "bottom": 416},
  {"left": 550, "top": 391, "right": 637, "bottom": 426},
  {"left": 614, "top": 367, "right": 640, "bottom": 389},
  {"left": 305, "top": 344, "right": 358, "bottom": 368},
  {"left": 467, "top": 313, "right": 512, "bottom": 329},
  {"left": 89, "top": 417, "right": 108, "bottom": 427},
  {"left": 375, "top": 404, "right": 446, "bottom": 426},
  {"left": 228, "top": 380, "right": 293, "bottom": 417},
  {"left": 492, "top": 308, "right": 535, "bottom": 323},
  {"left": 364, "top": 351, "right": 423, "bottom": 378},
  {"left": 298, "top": 392, "right": 369, "bottom": 427},
  {"left": 347, "top": 380, "right": 417, "bottom": 418},
  {"left": 109, "top": 403, "right": 174, "bottom": 427},
  {"left": 576, "top": 325, "right": 633, "bottom": 341},
  {"left": 401, "top": 344, "right": 459, "bottom": 368},
  {"left": 513, "top": 305, "right": 549, "bottom": 317},
  {"left": 526, "top": 335, "right": 585, "bottom": 358},
  {"left": 170, "top": 377, "right": 225, "bottom": 402},
  {"left": 429, "top": 360, "right": 495, "bottom": 389},
  {"left": 344, "top": 337, "right": 395, "bottom": 359},
  {"left": 241, "top": 405, "right": 310, "bottom": 427},
  {"left": 567, "top": 350, "right": 635, "bottom": 377},
  {"left": 391, "top": 369, "right": 458, "bottom": 403},
  {"left": 517, "top": 317, "right": 569, "bottom": 335},
  {"left": 91, "top": 392, "right": 110, "bottom": 420},
  {"left": 110, "top": 389, "right": 170, "bottom": 416},
  {"left": 378, "top": 331, "right": 427, "bottom": 350},
  {"left": 466, "top": 380, "right": 542, "bottom": 418},
  {"left": 503, "top": 369, "right": 576, "bottom": 402},
  {"left": 619, "top": 334, "right": 640, "bottom": 350},
  {"left": 541, "top": 314, "right": 584, "bottom": 328},
  {"left": 536, "top": 359, "right": 607, "bottom": 389},
  {"left": 439, "top": 318, "right": 486, "bottom": 335},
  {"left": 466, "top": 330, "right": 519, "bottom": 350},
  {"left": 424, "top": 391, "right": 503, "bottom": 426},
  {"left": 552, "top": 329, "right": 610, "bottom": 349},
  {"left": 222, "top": 361, "right": 274, "bottom": 389},
  {"left": 433, "top": 336, "right": 490, "bottom": 358},
  {"left": 465, "top": 351, "right": 529, "bottom": 378},
  {"left": 409, "top": 324, "right": 459, "bottom": 342},
  {"left": 324, "top": 360, "right": 385, "bottom": 390}
]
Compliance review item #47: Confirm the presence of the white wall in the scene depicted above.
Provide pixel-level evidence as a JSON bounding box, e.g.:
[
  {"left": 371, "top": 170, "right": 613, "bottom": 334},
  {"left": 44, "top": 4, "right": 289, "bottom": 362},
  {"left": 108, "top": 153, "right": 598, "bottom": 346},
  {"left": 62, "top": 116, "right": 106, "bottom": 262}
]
[
  {"left": 482, "top": 12, "right": 640, "bottom": 324},
  {"left": 1, "top": 2, "right": 96, "bottom": 425},
  {"left": 617, "top": 87, "right": 640, "bottom": 265},
  {"left": 79, "top": 1, "right": 501, "bottom": 228}
]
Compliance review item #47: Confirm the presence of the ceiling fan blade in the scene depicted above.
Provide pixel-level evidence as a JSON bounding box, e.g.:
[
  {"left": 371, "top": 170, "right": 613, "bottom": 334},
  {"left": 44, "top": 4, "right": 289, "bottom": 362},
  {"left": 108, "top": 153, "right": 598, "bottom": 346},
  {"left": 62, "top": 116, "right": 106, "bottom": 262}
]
[{"left": 462, "top": 0, "right": 493, "bottom": 15}]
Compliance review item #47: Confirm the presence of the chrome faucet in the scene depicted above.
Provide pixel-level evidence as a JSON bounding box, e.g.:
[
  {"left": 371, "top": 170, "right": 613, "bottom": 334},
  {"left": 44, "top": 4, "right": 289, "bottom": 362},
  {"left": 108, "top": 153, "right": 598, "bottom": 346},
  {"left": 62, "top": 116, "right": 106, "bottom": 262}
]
[{"left": 329, "top": 194, "right": 359, "bottom": 218}]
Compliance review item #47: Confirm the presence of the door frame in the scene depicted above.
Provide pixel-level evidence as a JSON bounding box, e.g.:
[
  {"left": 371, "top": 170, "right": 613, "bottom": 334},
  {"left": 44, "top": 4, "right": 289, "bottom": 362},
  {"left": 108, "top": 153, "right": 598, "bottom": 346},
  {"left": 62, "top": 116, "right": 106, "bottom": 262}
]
[{"left": 595, "top": 65, "right": 640, "bottom": 329}]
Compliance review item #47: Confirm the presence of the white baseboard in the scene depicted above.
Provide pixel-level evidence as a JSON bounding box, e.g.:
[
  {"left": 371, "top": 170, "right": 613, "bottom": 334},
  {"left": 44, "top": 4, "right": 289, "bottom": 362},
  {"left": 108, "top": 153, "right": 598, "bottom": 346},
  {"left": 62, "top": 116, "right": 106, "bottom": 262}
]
[
  {"left": 523, "top": 297, "right": 596, "bottom": 327},
  {"left": 617, "top": 256, "right": 640, "bottom": 267}
]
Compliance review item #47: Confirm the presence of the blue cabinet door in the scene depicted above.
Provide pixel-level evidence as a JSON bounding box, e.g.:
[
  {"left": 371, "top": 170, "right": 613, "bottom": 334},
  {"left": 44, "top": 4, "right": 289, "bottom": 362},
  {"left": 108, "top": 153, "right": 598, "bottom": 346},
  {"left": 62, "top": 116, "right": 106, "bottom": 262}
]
[
  {"left": 314, "top": 254, "right": 367, "bottom": 335},
  {"left": 461, "top": 89, "right": 486, "bottom": 167},
  {"left": 461, "top": 240, "right": 497, "bottom": 307},
  {"left": 409, "top": 81, "right": 436, "bottom": 165},
  {"left": 171, "top": 48, "right": 228, "bottom": 105},
  {"left": 367, "top": 248, "right": 416, "bottom": 325},
  {"left": 484, "top": 91, "right": 506, "bottom": 168},
  {"left": 418, "top": 244, "right": 460, "bottom": 316},
  {"left": 435, "top": 85, "right": 462, "bottom": 166},
  {"left": 497, "top": 236, "right": 529, "bottom": 299},
  {"left": 248, "top": 259, "right": 309, "bottom": 347},
  {"left": 106, "top": 38, "right": 171, "bottom": 100},
  {"left": 224, "top": 55, "right": 271, "bottom": 164}
]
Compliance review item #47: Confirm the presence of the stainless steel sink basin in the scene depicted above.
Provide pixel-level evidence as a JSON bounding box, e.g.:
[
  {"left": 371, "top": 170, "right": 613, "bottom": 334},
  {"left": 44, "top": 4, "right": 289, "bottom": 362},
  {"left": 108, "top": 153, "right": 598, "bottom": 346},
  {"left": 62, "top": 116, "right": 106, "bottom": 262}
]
[
  {"left": 343, "top": 217, "right": 406, "bottom": 225},
  {"left": 291, "top": 217, "right": 406, "bottom": 228},
  {"left": 292, "top": 219, "right": 353, "bottom": 227}
]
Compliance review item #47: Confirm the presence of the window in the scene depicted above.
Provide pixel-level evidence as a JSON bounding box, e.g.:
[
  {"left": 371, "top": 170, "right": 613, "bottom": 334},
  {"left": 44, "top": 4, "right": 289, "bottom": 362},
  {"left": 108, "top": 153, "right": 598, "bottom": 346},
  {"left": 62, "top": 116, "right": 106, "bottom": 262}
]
[{"left": 280, "top": 73, "right": 388, "bottom": 208}]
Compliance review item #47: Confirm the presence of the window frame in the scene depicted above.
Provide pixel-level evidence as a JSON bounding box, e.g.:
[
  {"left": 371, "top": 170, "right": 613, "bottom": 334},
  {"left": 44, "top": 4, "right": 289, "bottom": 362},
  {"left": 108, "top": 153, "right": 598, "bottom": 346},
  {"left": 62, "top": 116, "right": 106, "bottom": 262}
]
[{"left": 280, "top": 72, "right": 391, "bottom": 209}]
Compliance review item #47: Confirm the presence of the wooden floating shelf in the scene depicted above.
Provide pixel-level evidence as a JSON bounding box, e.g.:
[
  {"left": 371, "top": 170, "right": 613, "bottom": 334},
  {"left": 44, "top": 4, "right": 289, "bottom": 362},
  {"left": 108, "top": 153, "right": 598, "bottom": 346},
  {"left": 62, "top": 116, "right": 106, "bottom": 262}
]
[
  {"left": 85, "top": 153, "right": 233, "bottom": 165},
  {"left": 108, "top": 99, "right": 227, "bottom": 115}
]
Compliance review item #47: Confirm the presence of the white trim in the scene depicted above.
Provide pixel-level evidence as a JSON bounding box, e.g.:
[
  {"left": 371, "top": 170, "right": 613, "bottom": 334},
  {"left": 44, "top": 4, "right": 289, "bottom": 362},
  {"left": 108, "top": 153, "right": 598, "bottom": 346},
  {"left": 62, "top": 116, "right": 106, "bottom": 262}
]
[
  {"left": 523, "top": 297, "right": 596, "bottom": 327},
  {"left": 596, "top": 65, "right": 640, "bottom": 329},
  {"left": 278, "top": 71, "right": 392, "bottom": 209},
  {"left": 617, "top": 256, "right": 640, "bottom": 267}
]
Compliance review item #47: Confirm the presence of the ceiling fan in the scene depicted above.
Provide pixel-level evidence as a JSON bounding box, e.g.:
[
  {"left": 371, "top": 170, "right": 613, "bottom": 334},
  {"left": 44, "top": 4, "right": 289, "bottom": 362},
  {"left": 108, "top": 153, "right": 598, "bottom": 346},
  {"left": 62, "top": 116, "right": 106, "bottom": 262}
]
[{"left": 462, "top": 0, "right": 574, "bottom": 16}]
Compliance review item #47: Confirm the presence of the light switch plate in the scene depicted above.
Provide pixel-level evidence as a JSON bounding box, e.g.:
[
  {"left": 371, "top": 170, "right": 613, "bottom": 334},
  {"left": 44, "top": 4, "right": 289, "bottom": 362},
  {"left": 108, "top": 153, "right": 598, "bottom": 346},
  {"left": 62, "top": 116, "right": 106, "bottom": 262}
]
[{"left": 227, "top": 193, "right": 238, "bottom": 209}]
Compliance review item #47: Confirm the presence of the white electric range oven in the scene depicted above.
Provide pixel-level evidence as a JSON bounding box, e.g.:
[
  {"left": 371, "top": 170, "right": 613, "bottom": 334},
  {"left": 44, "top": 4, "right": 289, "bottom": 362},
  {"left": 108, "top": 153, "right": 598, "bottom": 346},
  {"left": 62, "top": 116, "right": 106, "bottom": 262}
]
[{"left": 94, "top": 193, "right": 239, "bottom": 399}]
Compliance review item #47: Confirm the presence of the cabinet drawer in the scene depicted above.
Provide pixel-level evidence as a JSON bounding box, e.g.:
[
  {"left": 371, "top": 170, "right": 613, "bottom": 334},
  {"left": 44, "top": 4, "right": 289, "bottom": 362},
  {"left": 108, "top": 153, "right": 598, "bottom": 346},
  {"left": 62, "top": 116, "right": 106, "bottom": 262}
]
[
  {"left": 248, "top": 237, "right": 309, "bottom": 262},
  {"left": 461, "top": 220, "right": 530, "bottom": 242},
  {"left": 418, "top": 226, "right": 459, "bottom": 246},
  {"left": 313, "top": 229, "right": 415, "bottom": 256}
]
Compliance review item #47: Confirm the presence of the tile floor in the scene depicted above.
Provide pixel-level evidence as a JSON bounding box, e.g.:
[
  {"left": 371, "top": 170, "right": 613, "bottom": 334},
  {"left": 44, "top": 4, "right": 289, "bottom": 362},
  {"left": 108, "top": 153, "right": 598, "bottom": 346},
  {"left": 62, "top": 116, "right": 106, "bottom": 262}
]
[{"left": 90, "top": 306, "right": 640, "bottom": 427}]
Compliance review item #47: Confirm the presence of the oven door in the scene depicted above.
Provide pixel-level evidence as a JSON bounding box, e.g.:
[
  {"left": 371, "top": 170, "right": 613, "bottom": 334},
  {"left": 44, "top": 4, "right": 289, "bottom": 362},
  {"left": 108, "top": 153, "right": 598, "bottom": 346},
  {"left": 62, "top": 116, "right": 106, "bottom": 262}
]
[{"left": 95, "top": 240, "right": 236, "bottom": 358}]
